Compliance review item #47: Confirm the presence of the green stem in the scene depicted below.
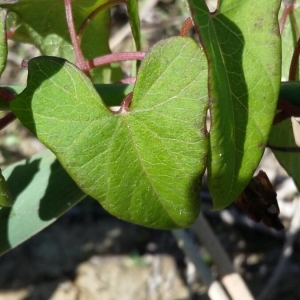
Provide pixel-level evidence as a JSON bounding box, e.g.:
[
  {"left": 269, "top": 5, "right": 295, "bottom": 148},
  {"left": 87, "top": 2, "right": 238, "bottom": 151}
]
[{"left": 77, "top": 0, "right": 127, "bottom": 44}]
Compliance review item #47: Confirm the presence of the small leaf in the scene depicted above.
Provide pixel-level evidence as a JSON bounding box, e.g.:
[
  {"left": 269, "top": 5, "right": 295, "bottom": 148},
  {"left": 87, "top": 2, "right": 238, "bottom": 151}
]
[
  {"left": 189, "top": 0, "right": 281, "bottom": 209},
  {"left": 11, "top": 37, "right": 209, "bottom": 229}
]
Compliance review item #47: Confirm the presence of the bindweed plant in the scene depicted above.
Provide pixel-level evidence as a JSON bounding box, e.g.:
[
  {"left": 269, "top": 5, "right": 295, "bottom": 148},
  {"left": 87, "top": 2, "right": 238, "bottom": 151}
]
[{"left": 0, "top": 0, "right": 298, "bottom": 256}]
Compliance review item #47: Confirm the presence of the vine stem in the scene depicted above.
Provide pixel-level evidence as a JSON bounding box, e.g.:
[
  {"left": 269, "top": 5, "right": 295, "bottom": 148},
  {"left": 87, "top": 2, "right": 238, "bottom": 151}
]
[
  {"left": 111, "top": 92, "right": 133, "bottom": 114},
  {"left": 118, "top": 77, "right": 136, "bottom": 84},
  {"left": 88, "top": 51, "right": 146, "bottom": 69},
  {"left": 63, "top": 0, "right": 90, "bottom": 74},
  {"left": 77, "top": 0, "right": 127, "bottom": 44},
  {"left": 279, "top": 4, "right": 294, "bottom": 35},
  {"left": 274, "top": 98, "right": 300, "bottom": 125},
  {"left": 0, "top": 88, "right": 17, "bottom": 130},
  {"left": 0, "top": 112, "right": 16, "bottom": 131},
  {"left": 180, "top": 17, "right": 193, "bottom": 36},
  {"left": 0, "top": 87, "right": 16, "bottom": 102}
]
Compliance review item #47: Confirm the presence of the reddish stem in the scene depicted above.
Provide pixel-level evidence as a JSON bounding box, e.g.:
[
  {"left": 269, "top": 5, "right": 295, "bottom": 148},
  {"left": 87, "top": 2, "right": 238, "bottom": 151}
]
[
  {"left": 0, "top": 112, "right": 16, "bottom": 131},
  {"left": 274, "top": 111, "right": 289, "bottom": 125},
  {"left": 279, "top": 4, "right": 294, "bottom": 35},
  {"left": 78, "top": 0, "right": 127, "bottom": 44},
  {"left": 118, "top": 77, "right": 136, "bottom": 84},
  {"left": 0, "top": 87, "right": 16, "bottom": 102},
  {"left": 119, "top": 92, "right": 133, "bottom": 113},
  {"left": 88, "top": 51, "right": 146, "bottom": 69},
  {"left": 63, "top": 0, "right": 90, "bottom": 74},
  {"left": 180, "top": 17, "right": 194, "bottom": 36},
  {"left": 278, "top": 98, "right": 300, "bottom": 116},
  {"left": 274, "top": 98, "right": 300, "bottom": 124}
]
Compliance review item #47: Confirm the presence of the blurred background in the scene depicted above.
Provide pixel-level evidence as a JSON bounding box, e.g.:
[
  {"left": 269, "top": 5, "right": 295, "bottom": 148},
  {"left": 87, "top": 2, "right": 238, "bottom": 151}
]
[{"left": 0, "top": 0, "right": 299, "bottom": 299}]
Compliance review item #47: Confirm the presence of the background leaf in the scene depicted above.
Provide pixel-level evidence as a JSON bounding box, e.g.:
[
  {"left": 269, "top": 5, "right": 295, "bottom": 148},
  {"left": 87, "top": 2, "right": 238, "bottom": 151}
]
[
  {"left": 11, "top": 37, "right": 209, "bottom": 229},
  {"left": 269, "top": 118, "right": 300, "bottom": 189},
  {"left": 188, "top": 0, "right": 281, "bottom": 209},
  {"left": 0, "top": 150, "right": 86, "bottom": 256},
  {"left": 3, "top": 0, "right": 122, "bottom": 83}
]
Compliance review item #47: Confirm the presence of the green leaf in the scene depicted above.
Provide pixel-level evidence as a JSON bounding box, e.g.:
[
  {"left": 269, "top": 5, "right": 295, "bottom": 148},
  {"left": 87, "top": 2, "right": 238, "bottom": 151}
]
[
  {"left": 0, "top": 168, "right": 13, "bottom": 207},
  {"left": 0, "top": 150, "right": 86, "bottom": 256},
  {"left": 3, "top": 0, "right": 122, "bottom": 83},
  {"left": 269, "top": 119, "right": 300, "bottom": 190},
  {"left": 280, "top": 81, "right": 300, "bottom": 107},
  {"left": 127, "top": 0, "right": 141, "bottom": 51},
  {"left": 11, "top": 36, "right": 209, "bottom": 229},
  {"left": 189, "top": 0, "right": 281, "bottom": 209}
]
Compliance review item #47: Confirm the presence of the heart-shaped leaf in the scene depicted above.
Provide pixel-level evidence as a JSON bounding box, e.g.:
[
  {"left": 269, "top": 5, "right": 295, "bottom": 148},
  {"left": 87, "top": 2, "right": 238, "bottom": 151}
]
[
  {"left": 11, "top": 37, "right": 209, "bottom": 229},
  {"left": 188, "top": 0, "right": 281, "bottom": 209}
]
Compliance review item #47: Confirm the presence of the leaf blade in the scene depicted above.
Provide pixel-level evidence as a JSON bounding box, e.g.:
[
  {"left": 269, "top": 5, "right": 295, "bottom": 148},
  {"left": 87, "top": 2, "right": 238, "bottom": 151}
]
[
  {"left": 0, "top": 150, "right": 86, "bottom": 256},
  {"left": 11, "top": 37, "right": 209, "bottom": 229},
  {"left": 189, "top": 0, "right": 281, "bottom": 208}
]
